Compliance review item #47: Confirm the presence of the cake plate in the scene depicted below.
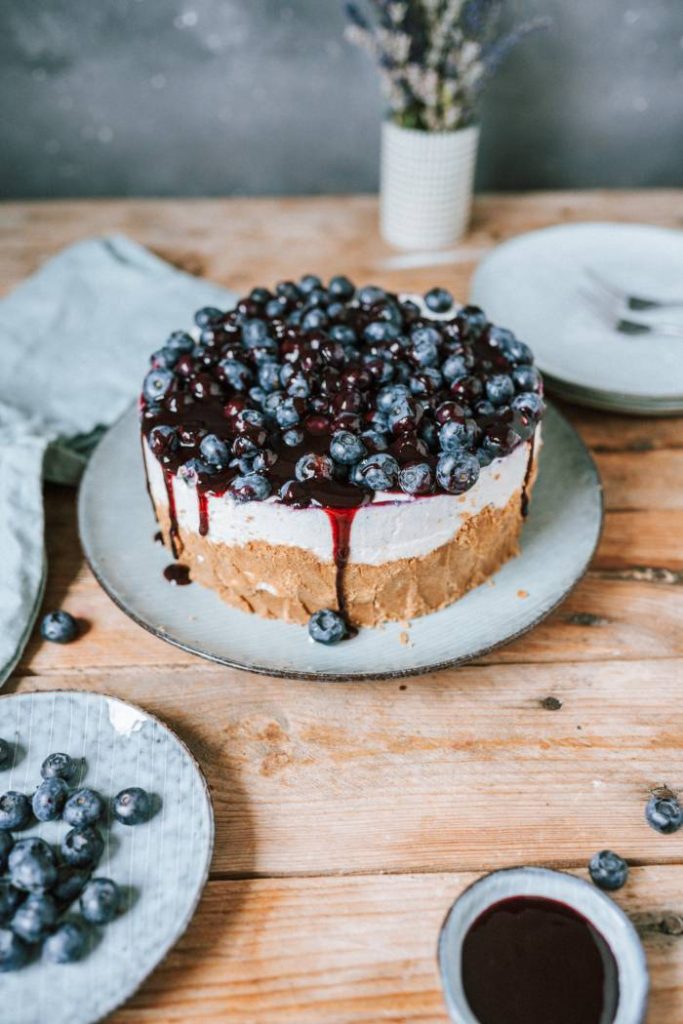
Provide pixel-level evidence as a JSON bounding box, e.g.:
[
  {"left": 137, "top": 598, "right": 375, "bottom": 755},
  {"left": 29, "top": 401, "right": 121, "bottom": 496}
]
[
  {"left": 0, "top": 690, "right": 214, "bottom": 1024},
  {"left": 78, "top": 403, "right": 602, "bottom": 681}
]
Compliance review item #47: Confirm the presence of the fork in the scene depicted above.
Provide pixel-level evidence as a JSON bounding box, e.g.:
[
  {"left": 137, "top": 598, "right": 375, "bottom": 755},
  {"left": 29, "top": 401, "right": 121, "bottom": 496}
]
[
  {"left": 580, "top": 285, "right": 683, "bottom": 338},
  {"left": 585, "top": 268, "right": 683, "bottom": 312}
]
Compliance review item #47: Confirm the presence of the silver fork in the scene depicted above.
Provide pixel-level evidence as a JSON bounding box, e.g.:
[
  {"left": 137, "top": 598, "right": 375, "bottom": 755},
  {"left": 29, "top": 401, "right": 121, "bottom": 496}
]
[
  {"left": 586, "top": 267, "right": 683, "bottom": 312},
  {"left": 581, "top": 285, "right": 683, "bottom": 338}
]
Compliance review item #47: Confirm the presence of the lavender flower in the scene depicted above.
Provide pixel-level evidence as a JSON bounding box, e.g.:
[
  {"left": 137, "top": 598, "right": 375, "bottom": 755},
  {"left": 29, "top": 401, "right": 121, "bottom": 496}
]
[{"left": 344, "top": 0, "right": 549, "bottom": 131}]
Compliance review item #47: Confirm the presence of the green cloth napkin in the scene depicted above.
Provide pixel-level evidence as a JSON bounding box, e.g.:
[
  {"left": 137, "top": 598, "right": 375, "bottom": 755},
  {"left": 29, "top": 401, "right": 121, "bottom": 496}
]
[{"left": 0, "top": 235, "right": 234, "bottom": 684}]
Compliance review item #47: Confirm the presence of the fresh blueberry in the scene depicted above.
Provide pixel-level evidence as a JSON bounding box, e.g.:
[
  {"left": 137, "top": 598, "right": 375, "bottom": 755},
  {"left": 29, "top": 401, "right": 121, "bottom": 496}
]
[
  {"left": 275, "top": 281, "right": 300, "bottom": 303},
  {"left": 284, "top": 369, "right": 311, "bottom": 398},
  {"left": 9, "top": 838, "right": 57, "bottom": 893},
  {"left": 281, "top": 428, "right": 304, "bottom": 447},
  {"left": 0, "top": 739, "right": 10, "bottom": 771},
  {"left": 275, "top": 397, "right": 302, "bottom": 429},
  {"left": 218, "top": 358, "right": 252, "bottom": 391},
  {"left": 442, "top": 355, "right": 468, "bottom": 382},
  {"left": 43, "top": 920, "right": 88, "bottom": 964},
  {"left": 364, "top": 321, "right": 400, "bottom": 342},
  {"left": 398, "top": 463, "right": 434, "bottom": 496},
  {"left": 436, "top": 452, "right": 480, "bottom": 494},
  {"left": 199, "top": 434, "right": 230, "bottom": 466},
  {"left": 249, "top": 386, "right": 267, "bottom": 406},
  {"left": 0, "top": 793, "right": 31, "bottom": 831},
  {"left": 424, "top": 287, "right": 453, "bottom": 313},
  {"left": 588, "top": 850, "right": 629, "bottom": 891},
  {"left": 360, "top": 429, "right": 389, "bottom": 453},
  {"left": 150, "top": 346, "right": 179, "bottom": 370},
  {"left": 386, "top": 396, "right": 423, "bottom": 435},
  {"left": 329, "top": 431, "right": 367, "bottom": 466},
  {"left": 410, "top": 367, "right": 443, "bottom": 396},
  {"left": 419, "top": 420, "right": 439, "bottom": 451},
  {"left": 410, "top": 336, "right": 439, "bottom": 368},
  {"left": 646, "top": 793, "right": 683, "bottom": 834},
  {"left": 376, "top": 384, "right": 410, "bottom": 413},
  {"left": 63, "top": 788, "right": 104, "bottom": 828},
  {"left": 265, "top": 298, "right": 285, "bottom": 319},
  {"left": 0, "top": 882, "right": 23, "bottom": 924},
  {"left": 166, "top": 330, "right": 195, "bottom": 355},
  {"left": 41, "top": 752, "right": 78, "bottom": 782},
  {"left": 299, "top": 273, "right": 322, "bottom": 294},
  {"left": 52, "top": 866, "right": 90, "bottom": 907},
  {"left": 242, "top": 318, "right": 269, "bottom": 347},
  {"left": 148, "top": 424, "right": 179, "bottom": 457},
  {"left": 326, "top": 301, "right": 345, "bottom": 319},
  {"left": 474, "top": 400, "right": 497, "bottom": 419},
  {"left": 11, "top": 893, "right": 58, "bottom": 944},
  {"left": 512, "top": 365, "right": 543, "bottom": 393},
  {"left": 112, "top": 787, "right": 153, "bottom": 827},
  {"left": 249, "top": 286, "right": 271, "bottom": 305},
  {"left": 308, "top": 609, "right": 348, "bottom": 645},
  {"left": 330, "top": 325, "right": 357, "bottom": 346},
  {"left": 194, "top": 306, "right": 223, "bottom": 328},
  {"left": 485, "top": 374, "right": 515, "bottom": 407},
  {"left": 295, "top": 453, "right": 335, "bottom": 482},
  {"left": 229, "top": 473, "right": 272, "bottom": 503},
  {"left": 490, "top": 326, "right": 533, "bottom": 366},
  {"left": 302, "top": 308, "right": 328, "bottom": 331},
  {"left": 259, "top": 362, "right": 282, "bottom": 392},
  {"left": 32, "top": 778, "right": 69, "bottom": 823},
  {"left": 251, "top": 449, "right": 278, "bottom": 473},
  {"left": 80, "top": 877, "right": 121, "bottom": 924},
  {"left": 357, "top": 285, "right": 386, "bottom": 307},
  {"left": 40, "top": 610, "right": 78, "bottom": 644},
  {"left": 354, "top": 453, "right": 400, "bottom": 491},
  {"left": 328, "top": 275, "right": 355, "bottom": 300},
  {"left": 456, "top": 305, "right": 487, "bottom": 339},
  {"left": 0, "top": 832, "right": 12, "bottom": 871},
  {"left": 0, "top": 928, "right": 29, "bottom": 971},
  {"left": 511, "top": 392, "right": 544, "bottom": 422},
  {"left": 61, "top": 826, "right": 104, "bottom": 868},
  {"left": 439, "top": 418, "right": 480, "bottom": 453},
  {"left": 142, "top": 367, "right": 174, "bottom": 405}
]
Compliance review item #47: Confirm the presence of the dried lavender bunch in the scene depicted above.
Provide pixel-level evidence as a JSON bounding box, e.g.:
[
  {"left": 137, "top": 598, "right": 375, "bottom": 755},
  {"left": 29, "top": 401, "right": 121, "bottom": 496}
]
[{"left": 344, "top": 0, "right": 548, "bottom": 131}]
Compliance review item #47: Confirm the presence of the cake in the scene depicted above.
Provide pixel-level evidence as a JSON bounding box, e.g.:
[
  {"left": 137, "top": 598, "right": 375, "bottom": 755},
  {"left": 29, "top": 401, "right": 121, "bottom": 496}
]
[{"left": 140, "top": 278, "right": 544, "bottom": 642}]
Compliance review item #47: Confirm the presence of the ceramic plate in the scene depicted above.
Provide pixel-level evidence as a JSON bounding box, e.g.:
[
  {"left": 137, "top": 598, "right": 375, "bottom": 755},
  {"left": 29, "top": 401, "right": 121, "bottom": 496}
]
[
  {"left": 470, "top": 222, "right": 683, "bottom": 412},
  {"left": 0, "top": 690, "right": 214, "bottom": 1024},
  {"left": 78, "top": 403, "right": 602, "bottom": 680}
]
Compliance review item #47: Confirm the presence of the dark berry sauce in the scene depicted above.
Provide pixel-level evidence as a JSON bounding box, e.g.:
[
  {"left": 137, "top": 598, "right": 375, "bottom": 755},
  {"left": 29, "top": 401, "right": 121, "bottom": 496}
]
[
  {"left": 461, "top": 896, "right": 618, "bottom": 1024},
  {"left": 163, "top": 563, "right": 192, "bottom": 586},
  {"left": 324, "top": 506, "right": 360, "bottom": 635}
]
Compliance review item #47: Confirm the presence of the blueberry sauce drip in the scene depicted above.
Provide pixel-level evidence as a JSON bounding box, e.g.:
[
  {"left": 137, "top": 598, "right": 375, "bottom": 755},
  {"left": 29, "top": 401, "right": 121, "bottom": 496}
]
[
  {"left": 197, "top": 491, "right": 209, "bottom": 538},
  {"left": 521, "top": 432, "right": 537, "bottom": 518},
  {"left": 324, "top": 507, "right": 359, "bottom": 634},
  {"left": 461, "top": 896, "right": 618, "bottom": 1024},
  {"left": 162, "top": 468, "right": 181, "bottom": 559},
  {"left": 163, "top": 564, "right": 192, "bottom": 586}
]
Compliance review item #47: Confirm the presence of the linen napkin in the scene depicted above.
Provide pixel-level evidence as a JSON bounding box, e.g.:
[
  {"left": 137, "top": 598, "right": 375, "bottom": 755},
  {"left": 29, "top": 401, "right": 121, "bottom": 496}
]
[{"left": 0, "top": 234, "right": 234, "bottom": 685}]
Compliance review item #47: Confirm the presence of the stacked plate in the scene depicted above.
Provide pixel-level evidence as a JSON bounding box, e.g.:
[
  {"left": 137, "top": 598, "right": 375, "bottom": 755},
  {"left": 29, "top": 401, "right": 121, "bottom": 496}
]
[{"left": 470, "top": 222, "right": 683, "bottom": 416}]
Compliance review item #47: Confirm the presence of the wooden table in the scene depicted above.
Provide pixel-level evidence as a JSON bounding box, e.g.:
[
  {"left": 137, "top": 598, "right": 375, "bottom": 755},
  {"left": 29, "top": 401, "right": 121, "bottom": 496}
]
[{"left": 4, "top": 191, "right": 683, "bottom": 1023}]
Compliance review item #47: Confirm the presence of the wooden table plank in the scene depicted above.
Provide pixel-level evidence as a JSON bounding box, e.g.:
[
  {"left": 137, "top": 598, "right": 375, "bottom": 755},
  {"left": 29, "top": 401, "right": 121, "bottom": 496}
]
[{"left": 110, "top": 868, "right": 683, "bottom": 1024}]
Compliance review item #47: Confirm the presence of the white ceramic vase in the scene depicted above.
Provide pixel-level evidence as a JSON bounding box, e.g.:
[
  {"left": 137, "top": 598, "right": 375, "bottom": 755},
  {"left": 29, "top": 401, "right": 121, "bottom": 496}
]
[{"left": 380, "top": 120, "right": 480, "bottom": 250}]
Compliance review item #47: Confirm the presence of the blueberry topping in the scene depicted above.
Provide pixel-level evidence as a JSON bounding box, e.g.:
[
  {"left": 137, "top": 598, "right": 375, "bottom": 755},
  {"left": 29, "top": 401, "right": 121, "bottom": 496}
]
[
  {"left": 0, "top": 927, "right": 29, "bottom": 971},
  {"left": 40, "top": 610, "right": 78, "bottom": 645},
  {"left": 32, "top": 778, "right": 69, "bottom": 823},
  {"left": 11, "top": 893, "right": 58, "bottom": 943},
  {"left": 0, "top": 793, "right": 31, "bottom": 831},
  {"left": 194, "top": 306, "right": 223, "bottom": 328},
  {"left": 148, "top": 424, "right": 179, "bottom": 457},
  {"left": 61, "top": 826, "right": 104, "bottom": 868},
  {"left": 8, "top": 837, "right": 57, "bottom": 893},
  {"left": 295, "top": 453, "right": 335, "bottom": 482},
  {"left": 357, "top": 285, "right": 385, "bottom": 306},
  {"left": 439, "top": 418, "right": 479, "bottom": 453},
  {"left": 424, "top": 287, "right": 453, "bottom": 313},
  {"left": 281, "top": 428, "right": 304, "bottom": 447},
  {"left": 398, "top": 462, "right": 434, "bottom": 495},
  {"left": 330, "top": 430, "right": 367, "bottom": 466},
  {"left": 166, "top": 330, "right": 194, "bottom": 355},
  {"left": 436, "top": 452, "right": 480, "bottom": 494},
  {"left": 645, "top": 792, "right": 683, "bottom": 834},
  {"left": 328, "top": 275, "right": 355, "bottom": 299},
  {"left": 230, "top": 473, "right": 271, "bottom": 502},
  {"left": 80, "top": 877, "right": 121, "bottom": 924},
  {"left": 242, "top": 318, "right": 269, "bottom": 347},
  {"left": 41, "top": 752, "right": 78, "bottom": 782},
  {"left": 330, "top": 324, "right": 357, "bottom": 345},
  {"left": 63, "top": 788, "right": 104, "bottom": 828},
  {"left": 43, "top": 920, "right": 88, "bottom": 963},
  {"left": 354, "top": 453, "right": 399, "bottom": 491},
  {"left": 588, "top": 850, "right": 629, "bottom": 891},
  {"left": 199, "top": 434, "right": 230, "bottom": 466},
  {"left": 485, "top": 374, "right": 515, "bottom": 407},
  {"left": 308, "top": 609, "right": 348, "bottom": 645},
  {"left": 142, "top": 367, "right": 174, "bottom": 404},
  {"left": 112, "top": 787, "right": 153, "bottom": 826}
]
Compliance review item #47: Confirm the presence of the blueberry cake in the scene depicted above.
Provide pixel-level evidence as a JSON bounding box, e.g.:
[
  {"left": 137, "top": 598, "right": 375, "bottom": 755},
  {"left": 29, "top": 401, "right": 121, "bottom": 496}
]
[{"left": 140, "top": 278, "right": 544, "bottom": 636}]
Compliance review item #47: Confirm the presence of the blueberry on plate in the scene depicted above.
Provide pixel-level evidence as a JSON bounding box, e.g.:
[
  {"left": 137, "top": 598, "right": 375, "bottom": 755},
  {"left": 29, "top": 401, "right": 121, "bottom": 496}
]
[
  {"left": 63, "top": 788, "right": 104, "bottom": 828},
  {"left": 0, "top": 927, "right": 29, "bottom": 971},
  {"left": 0, "top": 881, "right": 23, "bottom": 924},
  {"left": 43, "top": 920, "right": 88, "bottom": 964},
  {"left": 645, "top": 793, "right": 683, "bottom": 834},
  {"left": 424, "top": 287, "right": 454, "bottom": 313},
  {"left": 61, "top": 826, "right": 104, "bottom": 868},
  {"left": 588, "top": 850, "right": 629, "bottom": 891},
  {"left": 11, "top": 893, "right": 58, "bottom": 944},
  {"left": 52, "top": 866, "right": 90, "bottom": 908},
  {"left": 40, "top": 610, "right": 79, "bottom": 644},
  {"left": 80, "top": 878, "right": 121, "bottom": 924},
  {"left": 8, "top": 837, "right": 57, "bottom": 893},
  {"left": 0, "top": 792, "right": 31, "bottom": 831},
  {"left": 436, "top": 452, "right": 480, "bottom": 494},
  {"left": 142, "top": 367, "right": 174, "bottom": 405},
  {"left": 41, "top": 751, "right": 78, "bottom": 782},
  {"left": 0, "top": 739, "right": 10, "bottom": 771},
  {"left": 308, "top": 609, "right": 348, "bottom": 645},
  {"left": 32, "top": 777, "right": 69, "bottom": 823},
  {"left": 112, "top": 787, "right": 153, "bottom": 827}
]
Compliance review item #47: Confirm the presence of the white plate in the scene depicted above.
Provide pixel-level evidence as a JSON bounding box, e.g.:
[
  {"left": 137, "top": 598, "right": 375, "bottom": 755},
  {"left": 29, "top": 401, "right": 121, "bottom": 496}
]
[
  {"left": 78, "top": 404, "right": 602, "bottom": 680},
  {"left": 471, "top": 222, "right": 683, "bottom": 409},
  {"left": 0, "top": 690, "right": 214, "bottom": 1024}
]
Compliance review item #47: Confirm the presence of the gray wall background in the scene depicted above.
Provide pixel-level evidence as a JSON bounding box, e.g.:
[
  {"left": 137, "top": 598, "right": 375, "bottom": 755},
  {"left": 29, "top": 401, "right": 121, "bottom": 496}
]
[{"left": 1, "top": 0, "right": 682, "bottom": 199}]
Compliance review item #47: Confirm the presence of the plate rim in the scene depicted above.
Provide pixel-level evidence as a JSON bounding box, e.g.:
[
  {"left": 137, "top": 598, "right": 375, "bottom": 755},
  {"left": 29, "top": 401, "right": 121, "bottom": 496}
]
[
  {"left": 0, "top": 688, "right": 215, "bottom": 1024},
  {"left": 78, "top": 403, "right": 604, "bottom": 682}
]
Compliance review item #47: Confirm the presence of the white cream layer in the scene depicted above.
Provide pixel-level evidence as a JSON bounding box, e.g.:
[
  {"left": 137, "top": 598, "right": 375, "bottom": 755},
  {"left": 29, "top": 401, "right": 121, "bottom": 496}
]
[{"left": 144, "top": 427, "right": 539, "bottom": 566}]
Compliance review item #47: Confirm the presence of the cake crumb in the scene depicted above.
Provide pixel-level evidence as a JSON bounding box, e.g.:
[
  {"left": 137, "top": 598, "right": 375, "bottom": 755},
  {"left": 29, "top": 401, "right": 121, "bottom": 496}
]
[
  {"left": 399, "top": 630, "right": 411, "bottom": 646},
  {"left": 517, "top": 589, "right": 528, "bottom": 598}
]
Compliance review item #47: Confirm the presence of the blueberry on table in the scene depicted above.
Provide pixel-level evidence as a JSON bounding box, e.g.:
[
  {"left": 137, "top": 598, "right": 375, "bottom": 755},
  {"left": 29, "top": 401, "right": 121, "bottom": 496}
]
[
  {"left": 112, "top": 787, "right": 153, "bottom": 826},
  {"left": 61, "top": 826, "right": 104, "bottom": 868},
  {"left": 32, "top": 777, "right": 69, "bottom": 822},
  {"left": 0, "top": 792, "right": 32, "bottom": 831},
  {"left": 308, "top": 609, "right": 348, "bottom": 646},
  {"left": 11, "top": 893, "right": 58, "bottom": 944},
  {"left": 424, "top": 287, "right": 454, "bottom": 313},
  {"left": 41, "top": 751, "right": 78, "bottom": 782},
  {"left": 0, "top": 832, "right": 13, "bottom": 871},
  {"left": 0, "top": 738, "right": 10, "bottom": 770},
  {"left": 0, "top": 881, "right": 23, "bottom": 924},
  {"left": 588, "top": 850, "right": 629, "bottom": 891},
  {"left": 80, "top": 878, "right": 121, "bottom": 924},
  {"left": 43, "top": 920, "right": 88, "bottom": 964},
  {"left": 646, "top": 793, "right": 683, "bottom": 834},
  {"left": 8, "top": 837, "right": 57, "bottom": 893},
  {"left": 39, "top": 610, "right": 79, "bottom": 644},
  {"left": 0, "top": 927, "right": 29, "bottom": 971},
  {"left": 63, "top": 788, "right": 104, "bottom": 828}
]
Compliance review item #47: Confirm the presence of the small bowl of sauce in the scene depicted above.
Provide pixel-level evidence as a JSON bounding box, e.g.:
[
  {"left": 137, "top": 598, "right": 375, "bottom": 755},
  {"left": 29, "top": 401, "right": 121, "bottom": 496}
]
[{"left": 438, "top": 867, "right": 648, "bottom": 1024}]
